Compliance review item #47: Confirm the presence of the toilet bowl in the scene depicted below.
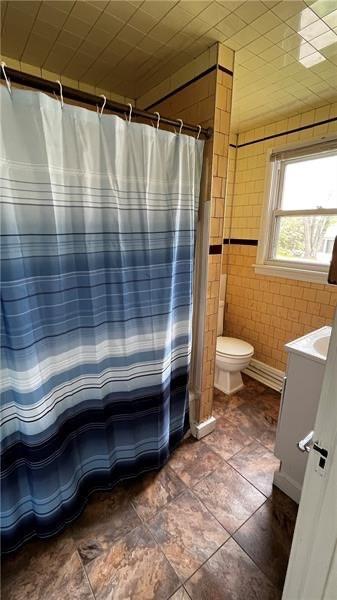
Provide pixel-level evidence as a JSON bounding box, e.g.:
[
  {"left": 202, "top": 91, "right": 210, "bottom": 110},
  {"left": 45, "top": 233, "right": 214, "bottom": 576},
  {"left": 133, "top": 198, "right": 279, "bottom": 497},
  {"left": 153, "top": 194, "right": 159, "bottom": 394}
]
[{"left": 215, "top": 300, "right": 254, "bottom": 395}]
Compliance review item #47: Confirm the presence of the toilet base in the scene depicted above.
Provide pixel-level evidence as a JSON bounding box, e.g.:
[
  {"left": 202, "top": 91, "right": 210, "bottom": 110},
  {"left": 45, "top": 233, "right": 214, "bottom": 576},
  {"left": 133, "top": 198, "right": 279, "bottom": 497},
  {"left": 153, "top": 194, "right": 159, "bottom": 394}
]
[{"left": 214, "top": 367, "right": 244, "bottom": 395}]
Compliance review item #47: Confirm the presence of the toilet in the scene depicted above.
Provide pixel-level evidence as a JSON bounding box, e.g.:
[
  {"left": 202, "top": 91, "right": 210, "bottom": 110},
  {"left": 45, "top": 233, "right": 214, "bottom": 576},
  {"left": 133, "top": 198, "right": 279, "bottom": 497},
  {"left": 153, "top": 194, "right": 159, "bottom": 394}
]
[{"left": 215, "top": 300, "right": 254, "bottom": 395}]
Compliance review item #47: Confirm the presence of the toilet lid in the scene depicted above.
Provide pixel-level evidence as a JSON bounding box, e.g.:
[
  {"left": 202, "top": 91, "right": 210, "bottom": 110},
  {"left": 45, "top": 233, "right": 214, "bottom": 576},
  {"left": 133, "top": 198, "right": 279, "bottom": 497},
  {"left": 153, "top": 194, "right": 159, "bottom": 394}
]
[{"left": 217, "top": 336, "right": 254, "bottom": 357}]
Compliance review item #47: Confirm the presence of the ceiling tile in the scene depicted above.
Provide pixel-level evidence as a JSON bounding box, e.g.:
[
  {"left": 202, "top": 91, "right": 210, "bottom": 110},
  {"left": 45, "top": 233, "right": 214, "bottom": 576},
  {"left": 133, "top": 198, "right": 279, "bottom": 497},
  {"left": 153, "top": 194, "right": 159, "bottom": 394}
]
[
  {"left": 136, "top": 36, "right": 164, "bottom": 54},
  {"left": 128, "top": 9, "right": 157, "bottom": 33},
  {"left": 234, "top": 1, "right": 267, "bottom": 24},
  {"left": 94, "top": 11, "right": 124, "bottom": 35},
  {"left": 70, "top": 1, "right": 102, "bottom": 25},
  {"left": 104, "top": 1, "right": 138, "bottom": 20},
  {"left": 271, "top": 1, "right": 307, "bottom": 21},
  {"left": 216, "top": 12, "right": 246, "bottom": 37},
  {"left": 57, "top": 29, "right": 83, "bottom": 50},
  {"left": 21, "top": 33, "right": 56, "bottom": 65},
  {"left": 300, "top": 50, "right": 326, "bottom": 66},
  {"left": 6, "top": 1, "right": 41, "bottom": 16},
  {"left": 250, "top": 9, "right": 282, "bottom": 33},
  {"left": 63, "top": 50, "right": 93, "bottom": 79},
  {"left": 311, "top": 30, "right": 337, "bottom": 49},
  {"left": 43, "top": 43, "right": 74, "bottom": 72},
  {"left": 310, "top": 0, "right": 336, "bottom": 18},
  {"left": 43, "top": 1, "right": 75, "bottom": 14},
  {"left": 288, "top": 40, "right": 316, "bottom": 58},
  {"left": 322, "top": 9, "right": 337, "bottom": 28},
  {"left": 265, "top": 22, "right": 295, "bottom": 42},
  {"left": 2, "top": 0, "right": 337, "bottom": 133},
  {"left": 38, "top": 3, "right": 70, "bottom": 28},
  {"left": 286, "top": 6, "right": 319, "bottom": 30},
  {"left": 118, "top": 24, "right": 145, "bottom": 45},
  {"left": 198, "top": 2, "right": 230, "bottom": 26},
  {"left": 227, "top": 24, "right": 262, "bottom": 48},
  {"left": 31, "top": 20, "right": 60, "bottom": 45},
  {"left": 278, "top": 31, "right": 306, "bottom": 51},
  {"left": 141, "top": 1, "right": 175, "bottom": 20},
  {"left": 63, "top": 16, "right": 93, "bottom": 37}
]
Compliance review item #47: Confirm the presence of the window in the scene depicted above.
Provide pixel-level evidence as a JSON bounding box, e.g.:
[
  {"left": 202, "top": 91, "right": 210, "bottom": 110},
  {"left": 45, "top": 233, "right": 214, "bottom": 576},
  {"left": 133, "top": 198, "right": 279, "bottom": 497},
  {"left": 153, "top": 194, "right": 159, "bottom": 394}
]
[{"left": 256, "top": 139, "right": 337, "bottom": 284}]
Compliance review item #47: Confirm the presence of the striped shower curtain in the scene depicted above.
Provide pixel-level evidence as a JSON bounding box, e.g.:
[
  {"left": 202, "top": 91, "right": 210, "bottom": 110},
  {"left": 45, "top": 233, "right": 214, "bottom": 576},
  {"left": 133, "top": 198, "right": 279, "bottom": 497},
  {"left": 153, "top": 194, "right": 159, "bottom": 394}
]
[{"left": 0, "top": 86, "right": 204, "bottom": 553}]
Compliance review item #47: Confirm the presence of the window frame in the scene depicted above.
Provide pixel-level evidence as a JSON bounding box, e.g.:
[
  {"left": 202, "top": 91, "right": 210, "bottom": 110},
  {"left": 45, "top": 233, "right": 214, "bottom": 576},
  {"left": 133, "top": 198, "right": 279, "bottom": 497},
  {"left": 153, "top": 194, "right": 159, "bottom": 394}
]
[{"left": 255, "top": 137, "right": 337, "bottom": 285}]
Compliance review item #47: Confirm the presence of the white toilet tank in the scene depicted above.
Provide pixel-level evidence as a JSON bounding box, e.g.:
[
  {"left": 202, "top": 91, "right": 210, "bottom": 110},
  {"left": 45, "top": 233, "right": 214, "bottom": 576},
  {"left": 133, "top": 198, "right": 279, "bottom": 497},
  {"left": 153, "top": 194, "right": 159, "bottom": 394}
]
[{"left": 217, "top": 300, "right": 225, "bottom": 336}]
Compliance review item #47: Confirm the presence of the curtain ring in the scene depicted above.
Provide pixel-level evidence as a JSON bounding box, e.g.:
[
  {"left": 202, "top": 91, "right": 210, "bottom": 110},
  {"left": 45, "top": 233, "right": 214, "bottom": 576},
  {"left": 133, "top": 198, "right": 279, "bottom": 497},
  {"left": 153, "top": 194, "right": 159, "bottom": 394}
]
[
  {"left": 177, "top": 119, "right": 183, "bottom": 135},
  {"left": 1, "top": 61, "right": 11, "bottom": 95},
  {"left": 56, "top": 80, "right": 64, "bottom": 109},
  {"left": 153, "top": 111, "right": 160, "bottom": 130},
  {"left": 127, "top": 103, "right": 132, "bottom": 123},
  {"left": 98, "top": 94, "right": 106, "bottom": 118},
  {"left": 196, "top": 125, "right": 201, "bottom": 140}
]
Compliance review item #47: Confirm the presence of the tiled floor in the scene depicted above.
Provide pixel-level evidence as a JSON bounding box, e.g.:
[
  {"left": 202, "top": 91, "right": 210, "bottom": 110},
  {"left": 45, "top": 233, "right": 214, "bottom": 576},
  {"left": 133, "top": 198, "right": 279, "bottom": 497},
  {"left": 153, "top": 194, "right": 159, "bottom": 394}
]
[{"left": 2, "top": 376, "right": 298, "bottom": 600}]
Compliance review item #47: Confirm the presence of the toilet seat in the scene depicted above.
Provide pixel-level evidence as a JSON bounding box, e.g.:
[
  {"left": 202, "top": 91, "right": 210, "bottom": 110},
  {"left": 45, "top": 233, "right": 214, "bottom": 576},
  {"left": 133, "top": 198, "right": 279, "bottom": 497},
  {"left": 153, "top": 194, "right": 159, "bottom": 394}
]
[{"left": 216, "top": 336, "right": 254, "bottom": 358}]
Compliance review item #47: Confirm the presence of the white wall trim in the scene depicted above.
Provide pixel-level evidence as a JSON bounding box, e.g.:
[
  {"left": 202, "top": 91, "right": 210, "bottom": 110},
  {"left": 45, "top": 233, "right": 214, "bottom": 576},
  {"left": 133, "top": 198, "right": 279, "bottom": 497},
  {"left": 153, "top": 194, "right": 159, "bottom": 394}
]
[
  {"left": 192, "top": 416, "right": 217, "bottom": 440},
  {"left": 243, "top": 358, "right": 284, "bottom": 392},
  {"left": 254, "top": 263, "right": 330, "bottom": 285},
  {"left": 273, "top": 470, "right": 301, "bottom": 504}
]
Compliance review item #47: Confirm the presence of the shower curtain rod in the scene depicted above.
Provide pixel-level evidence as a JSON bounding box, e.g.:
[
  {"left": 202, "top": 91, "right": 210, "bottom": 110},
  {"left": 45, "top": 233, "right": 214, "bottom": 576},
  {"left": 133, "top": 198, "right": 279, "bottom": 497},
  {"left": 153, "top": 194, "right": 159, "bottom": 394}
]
[{"left": 0, "top": 67, "right": 213, "bottom": 139}]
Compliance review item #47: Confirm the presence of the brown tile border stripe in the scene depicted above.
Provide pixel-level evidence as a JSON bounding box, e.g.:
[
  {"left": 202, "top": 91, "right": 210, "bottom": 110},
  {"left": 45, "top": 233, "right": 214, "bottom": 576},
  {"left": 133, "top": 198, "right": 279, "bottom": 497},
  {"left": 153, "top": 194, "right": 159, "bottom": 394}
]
[
  {"left": 218, "top": 64, "right": 234, "bottom": 77},
  {"left": 209, "top": 244, "right": 223, "bottom": 254},
  {"left": 144, "top": 64, "right": 233, "bottom": 111},
  {"left": 229, "top": 117, "right": 337, "bottom": 149},
  {"left": 223, "top": 238, "right": 258, "bottom": 246}
]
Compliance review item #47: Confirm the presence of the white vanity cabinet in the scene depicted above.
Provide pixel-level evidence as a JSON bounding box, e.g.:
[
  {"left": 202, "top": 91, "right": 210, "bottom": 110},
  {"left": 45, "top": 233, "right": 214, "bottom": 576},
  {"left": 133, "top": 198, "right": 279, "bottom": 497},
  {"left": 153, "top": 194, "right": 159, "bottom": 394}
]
[{"left": 274, "top": 326, "right": 331, "bottom": 503}]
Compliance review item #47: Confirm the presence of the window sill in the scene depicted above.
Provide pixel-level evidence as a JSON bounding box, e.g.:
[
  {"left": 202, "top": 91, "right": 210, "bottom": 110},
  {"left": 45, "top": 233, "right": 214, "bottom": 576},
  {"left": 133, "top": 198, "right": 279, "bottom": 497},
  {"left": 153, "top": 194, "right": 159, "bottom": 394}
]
[{"left": 254, "top": 263, "right": 330, "bottom": 285}]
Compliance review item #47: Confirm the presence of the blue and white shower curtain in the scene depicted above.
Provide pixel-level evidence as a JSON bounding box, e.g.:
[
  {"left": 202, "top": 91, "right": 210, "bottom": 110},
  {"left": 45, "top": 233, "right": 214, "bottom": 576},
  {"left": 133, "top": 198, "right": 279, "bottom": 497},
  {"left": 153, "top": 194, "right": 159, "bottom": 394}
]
[{"left": 0, "top": 86, "right": 204, "bottom": 553}]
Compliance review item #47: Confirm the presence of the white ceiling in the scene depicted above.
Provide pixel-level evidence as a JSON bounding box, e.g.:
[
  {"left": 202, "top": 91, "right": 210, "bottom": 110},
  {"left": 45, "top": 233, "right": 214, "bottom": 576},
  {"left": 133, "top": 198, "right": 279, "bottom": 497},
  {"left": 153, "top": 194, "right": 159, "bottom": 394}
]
[{"left": 1, "top": 0, "right": 337, "bottom": 131}]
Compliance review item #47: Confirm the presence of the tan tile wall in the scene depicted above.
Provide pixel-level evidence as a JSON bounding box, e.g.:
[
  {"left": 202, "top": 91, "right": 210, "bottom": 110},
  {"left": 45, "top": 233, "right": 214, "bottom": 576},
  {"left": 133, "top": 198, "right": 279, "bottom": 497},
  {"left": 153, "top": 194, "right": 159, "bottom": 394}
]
[
  {"left": 152, "top": 66, "right": 233, "bottom": 422},
  {"left": 230, "top": 103, "right": 337, "bottom": 240},
  {"left": 224, "top": 244, "right": 337, "bottom": 371},
  {"left": 223, "top": 103, "right": 337, "bottom": 372}
]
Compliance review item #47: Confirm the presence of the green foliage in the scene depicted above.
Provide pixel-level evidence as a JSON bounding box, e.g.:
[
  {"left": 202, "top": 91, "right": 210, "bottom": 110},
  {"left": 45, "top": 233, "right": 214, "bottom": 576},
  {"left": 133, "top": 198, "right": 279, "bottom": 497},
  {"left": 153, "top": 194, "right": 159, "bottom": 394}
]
[
  {"left": 277, "top": 217, "right": 305, "bottom": 258},
  {"left": 277, "top": 216, "right": 337, "bottom": 260}
]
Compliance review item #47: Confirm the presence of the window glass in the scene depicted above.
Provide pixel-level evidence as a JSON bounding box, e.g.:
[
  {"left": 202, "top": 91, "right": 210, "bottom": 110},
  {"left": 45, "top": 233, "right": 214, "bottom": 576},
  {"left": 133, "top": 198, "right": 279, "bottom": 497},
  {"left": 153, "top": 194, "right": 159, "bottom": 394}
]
[
  {"left": 273, "top": 215, "right": 337, "bottom": 265},
  {"left": 281, "top": 154, "right": 337, "bottom": 210}
]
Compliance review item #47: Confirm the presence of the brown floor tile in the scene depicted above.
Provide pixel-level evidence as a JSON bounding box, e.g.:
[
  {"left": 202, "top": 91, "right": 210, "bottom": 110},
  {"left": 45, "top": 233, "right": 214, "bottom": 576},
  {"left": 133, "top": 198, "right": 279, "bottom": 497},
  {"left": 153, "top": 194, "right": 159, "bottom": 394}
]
[
  {"left": 168, "top": 437, "right": 219, "bottom": 487},
  {"left": 234, "top": 487, "right": 298, "bottom": 590},
  {"left": 185, "top": 537, "right": 280, "bottom": 600},
  {"left": 70, "top": 485, "right": 141, "bottom": 564},
  {"left": 85, "top": 524, "right": 179, "bottom": 600},
  {"left": 170, "top": 587, "right": 191, "bottom": 599},
  {"left": 147, "top": 490, "right": 229, "bottom": 581},
  {"left": 193, "top": 462, "right": 266, "bottom": 534},
  {"left": 228, "top": 441, "right": 280, "bottom": 497},
  {"left": 1, "top": 534, "right": 94, "bottom": 600},
  {"left": 129, "top": 464, "right": 186, "bottom": 521},
  {"left": 202, "top": 416, "right": 253, "bottom": 461},
  {"left": 214, "top": 382, "right": 280, "bottom": 453},
  {"left": 212, "top": 390, "right": 245, "bottom": 420}
]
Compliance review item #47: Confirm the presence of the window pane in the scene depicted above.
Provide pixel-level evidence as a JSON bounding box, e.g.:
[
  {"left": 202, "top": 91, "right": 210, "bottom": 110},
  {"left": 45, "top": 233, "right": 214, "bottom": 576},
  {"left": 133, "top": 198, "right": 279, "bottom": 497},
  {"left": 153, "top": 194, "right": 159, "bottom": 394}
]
[
  {"left": 281, "top": 154, "right": 337, "bottom": 210},
  {"left": 273, "top": 215, "right": 337, "bottom": 265}
]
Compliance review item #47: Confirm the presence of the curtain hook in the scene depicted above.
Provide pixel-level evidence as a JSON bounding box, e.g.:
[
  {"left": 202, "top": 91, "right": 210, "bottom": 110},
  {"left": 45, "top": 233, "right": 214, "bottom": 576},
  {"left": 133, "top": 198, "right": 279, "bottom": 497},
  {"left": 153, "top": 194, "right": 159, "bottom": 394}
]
[
  {"left": 127, "top": 102, "right": 132, "bottom": 123},
  {"left": 153, "top": 111, "right": 160, "bottom": 130},
  {"left": 98, "top": 94, "right": 106, "bottom": 118},
  {"left": 177, "top": 118, "right": 183, "bottom": 135},
  {"left": 196, "top": 125, "right": 201, "bottom": 140},
  {"left": 56, "top": 79, "right": 64, "bottom": 109},
  {"left": 1, "top": 61, "right": 11, "bottom": 95}
]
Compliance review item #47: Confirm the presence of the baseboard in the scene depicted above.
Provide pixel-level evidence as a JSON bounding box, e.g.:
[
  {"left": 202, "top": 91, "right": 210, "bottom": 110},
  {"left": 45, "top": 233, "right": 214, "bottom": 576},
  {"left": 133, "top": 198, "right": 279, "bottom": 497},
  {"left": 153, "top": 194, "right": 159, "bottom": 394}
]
[
  {"left": 189, "top": 391, "right": 217, "bottom": 440},
  {"left": 243, "top": 358, "right": 284, "bottom": 392},
  {"left": 273, "top": 470, "right": 301, "bottom": 504},
  {"left": 192, "top": 416, "right": 217, "bottom": 440}
]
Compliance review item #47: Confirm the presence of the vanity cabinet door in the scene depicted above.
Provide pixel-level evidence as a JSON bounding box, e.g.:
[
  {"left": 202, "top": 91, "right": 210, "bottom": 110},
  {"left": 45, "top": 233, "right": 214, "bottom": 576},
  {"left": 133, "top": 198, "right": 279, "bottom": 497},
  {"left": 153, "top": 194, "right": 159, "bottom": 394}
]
[{"left": 274, "top": 353, "right": 325, "bottom": 489}]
